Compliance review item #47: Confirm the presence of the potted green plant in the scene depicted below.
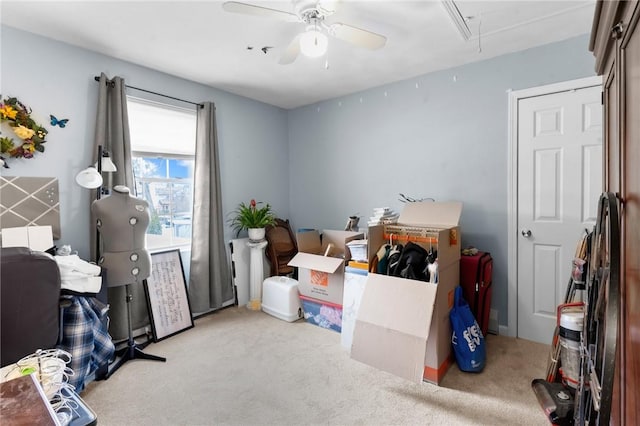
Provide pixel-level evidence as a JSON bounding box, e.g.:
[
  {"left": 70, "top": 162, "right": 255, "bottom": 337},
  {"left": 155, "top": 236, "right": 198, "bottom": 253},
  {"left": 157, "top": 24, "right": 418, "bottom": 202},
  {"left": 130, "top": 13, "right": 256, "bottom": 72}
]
[{"left": 229, "top": 199, "right": 276, "bottom": 240}]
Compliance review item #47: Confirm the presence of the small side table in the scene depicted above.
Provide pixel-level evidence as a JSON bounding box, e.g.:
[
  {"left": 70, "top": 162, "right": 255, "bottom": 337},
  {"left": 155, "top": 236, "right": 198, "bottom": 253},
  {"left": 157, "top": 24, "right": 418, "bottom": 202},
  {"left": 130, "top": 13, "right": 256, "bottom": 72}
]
[{"left": 246, "top": 239, "right": 268, "bottom": 310}]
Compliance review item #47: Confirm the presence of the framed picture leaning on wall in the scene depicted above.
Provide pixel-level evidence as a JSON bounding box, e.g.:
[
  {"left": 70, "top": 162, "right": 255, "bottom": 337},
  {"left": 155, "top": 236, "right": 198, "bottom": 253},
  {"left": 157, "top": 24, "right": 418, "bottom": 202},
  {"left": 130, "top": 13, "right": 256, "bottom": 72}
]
[{"left": 143, "top": 249, "right": 194, "bottom": 342}]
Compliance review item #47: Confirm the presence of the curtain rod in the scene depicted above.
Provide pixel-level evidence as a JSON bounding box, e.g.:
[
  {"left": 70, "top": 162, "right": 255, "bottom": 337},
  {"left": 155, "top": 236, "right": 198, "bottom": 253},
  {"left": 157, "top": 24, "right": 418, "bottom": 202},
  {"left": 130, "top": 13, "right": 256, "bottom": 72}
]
[{"left": 94, "top": 76, "right": 204, "bottom": 108}]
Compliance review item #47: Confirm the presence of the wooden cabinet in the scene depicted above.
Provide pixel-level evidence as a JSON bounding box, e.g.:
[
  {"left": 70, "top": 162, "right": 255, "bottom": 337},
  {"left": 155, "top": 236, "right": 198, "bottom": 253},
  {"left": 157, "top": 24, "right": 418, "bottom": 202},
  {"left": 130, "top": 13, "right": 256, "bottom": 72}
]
[{"left": 589, "top": 1, "right": 640, "bottom": 424}]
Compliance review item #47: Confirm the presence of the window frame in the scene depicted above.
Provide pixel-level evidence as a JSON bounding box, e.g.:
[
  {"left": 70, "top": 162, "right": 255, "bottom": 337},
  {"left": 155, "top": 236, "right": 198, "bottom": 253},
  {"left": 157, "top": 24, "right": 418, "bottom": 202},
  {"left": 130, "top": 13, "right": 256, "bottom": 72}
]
[{"left": 127, "top": 96, "right": 197, "bottom": 251}]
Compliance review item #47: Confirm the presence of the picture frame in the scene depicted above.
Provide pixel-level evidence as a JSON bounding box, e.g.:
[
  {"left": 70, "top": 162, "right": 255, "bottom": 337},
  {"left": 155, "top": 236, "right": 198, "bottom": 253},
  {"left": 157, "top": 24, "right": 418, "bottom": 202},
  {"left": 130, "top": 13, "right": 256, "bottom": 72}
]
[{"left": 144, "top": 249, "right": 194, "bottom": 342}]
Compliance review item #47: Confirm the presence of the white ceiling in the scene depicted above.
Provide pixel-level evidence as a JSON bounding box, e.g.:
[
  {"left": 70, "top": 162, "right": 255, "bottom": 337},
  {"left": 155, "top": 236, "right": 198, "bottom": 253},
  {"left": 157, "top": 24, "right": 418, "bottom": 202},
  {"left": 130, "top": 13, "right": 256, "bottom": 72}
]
[{"left": 0, "top": 0, "right": 596, "bottom": 109}]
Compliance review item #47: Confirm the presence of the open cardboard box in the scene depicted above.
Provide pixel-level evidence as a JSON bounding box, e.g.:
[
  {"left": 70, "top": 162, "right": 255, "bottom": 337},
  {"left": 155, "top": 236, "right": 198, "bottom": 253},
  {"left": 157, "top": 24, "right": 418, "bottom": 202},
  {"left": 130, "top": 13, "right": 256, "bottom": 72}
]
[
  {"left": 288, "top": 230, "right": 364, "bottom": 305},
  {"left": 351, "top": 201, "right": 462, "bottom": 384}
]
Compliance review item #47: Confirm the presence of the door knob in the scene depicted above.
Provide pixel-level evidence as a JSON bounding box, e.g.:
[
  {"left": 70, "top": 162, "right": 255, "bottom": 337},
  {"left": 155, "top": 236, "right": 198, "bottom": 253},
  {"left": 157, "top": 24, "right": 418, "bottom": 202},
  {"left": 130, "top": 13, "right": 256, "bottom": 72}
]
[{"left": 521, "top": 229, "right": 532, "bottom": 238}]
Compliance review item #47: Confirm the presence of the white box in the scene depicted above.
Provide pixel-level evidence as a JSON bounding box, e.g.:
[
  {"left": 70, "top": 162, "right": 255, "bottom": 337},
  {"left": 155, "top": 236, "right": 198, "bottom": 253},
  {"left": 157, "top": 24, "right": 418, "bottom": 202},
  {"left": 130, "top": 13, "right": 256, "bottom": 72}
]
[
  {"left": 341, "top": 266, "right": 368, "bottom": 352},
  {"left": 262, "top": 276, "right": 303, "bottom": 322},
  {"left": 1, "top": 226, "right": 53, "bottom": 252}
]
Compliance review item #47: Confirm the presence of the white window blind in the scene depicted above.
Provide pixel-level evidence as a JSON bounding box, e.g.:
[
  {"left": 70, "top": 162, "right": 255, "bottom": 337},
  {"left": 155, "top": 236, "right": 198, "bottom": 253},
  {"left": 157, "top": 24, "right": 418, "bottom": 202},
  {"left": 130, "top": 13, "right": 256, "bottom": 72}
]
[{"left": 128, "top": 97, "right": 196, "bottom": 156}]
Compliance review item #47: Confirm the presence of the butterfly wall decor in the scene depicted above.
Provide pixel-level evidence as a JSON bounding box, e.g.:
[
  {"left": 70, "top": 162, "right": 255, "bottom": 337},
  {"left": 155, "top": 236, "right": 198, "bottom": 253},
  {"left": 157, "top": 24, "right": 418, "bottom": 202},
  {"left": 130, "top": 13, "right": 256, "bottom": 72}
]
[{"left": 50, "top": 115, "right": 69, "bottom": 128}]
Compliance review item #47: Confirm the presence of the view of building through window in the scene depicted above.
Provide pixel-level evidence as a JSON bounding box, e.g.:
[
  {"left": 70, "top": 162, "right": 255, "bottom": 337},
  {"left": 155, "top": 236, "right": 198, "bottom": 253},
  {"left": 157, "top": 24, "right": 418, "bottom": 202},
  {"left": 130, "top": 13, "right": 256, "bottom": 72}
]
[{"left": 127, "top": 97, "right": 197, "bottom": 249}]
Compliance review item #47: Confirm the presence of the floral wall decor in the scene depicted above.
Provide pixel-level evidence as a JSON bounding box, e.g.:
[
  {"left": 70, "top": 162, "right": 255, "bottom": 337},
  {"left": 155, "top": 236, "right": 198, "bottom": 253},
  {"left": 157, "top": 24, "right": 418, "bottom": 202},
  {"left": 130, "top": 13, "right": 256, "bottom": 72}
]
[{"left": 0, "top": 96, "right": 51, "bottom": 168}]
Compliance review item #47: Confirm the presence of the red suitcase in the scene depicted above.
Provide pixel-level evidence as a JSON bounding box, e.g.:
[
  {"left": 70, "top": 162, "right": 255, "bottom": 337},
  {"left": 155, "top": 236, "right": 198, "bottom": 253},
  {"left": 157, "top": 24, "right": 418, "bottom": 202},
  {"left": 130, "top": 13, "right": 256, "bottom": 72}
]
[{"left": 459, "top": 251, "right": 493, "bottom": 336}]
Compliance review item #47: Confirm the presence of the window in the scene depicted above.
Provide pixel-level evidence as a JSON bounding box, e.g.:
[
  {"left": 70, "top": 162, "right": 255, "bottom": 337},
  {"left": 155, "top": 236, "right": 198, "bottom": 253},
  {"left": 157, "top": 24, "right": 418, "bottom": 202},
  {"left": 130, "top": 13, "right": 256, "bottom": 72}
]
[{"left": 127, "top": 97, "right": 197, "bottom": 250}]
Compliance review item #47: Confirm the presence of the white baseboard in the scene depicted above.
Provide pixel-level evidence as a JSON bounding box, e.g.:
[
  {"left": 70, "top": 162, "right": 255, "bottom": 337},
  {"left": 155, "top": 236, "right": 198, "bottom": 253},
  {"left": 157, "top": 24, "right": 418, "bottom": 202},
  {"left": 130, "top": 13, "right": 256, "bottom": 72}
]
[
  {"left": 498, "top": 325, "right": 511, "bottom": 336},
  {"left": 488, "top": 309, "right": 499, "bottom": 334}
]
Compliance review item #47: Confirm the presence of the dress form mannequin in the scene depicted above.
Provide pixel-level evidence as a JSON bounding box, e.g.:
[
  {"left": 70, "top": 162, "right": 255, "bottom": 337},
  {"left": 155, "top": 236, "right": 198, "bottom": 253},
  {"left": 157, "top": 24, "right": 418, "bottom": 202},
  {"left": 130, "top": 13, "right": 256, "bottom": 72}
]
[
  {"left": 91, "top": 185, "right": 165, "bottom": 376},
  {"left": 91, "top": 185, "right": 151, "bottom": 287}
]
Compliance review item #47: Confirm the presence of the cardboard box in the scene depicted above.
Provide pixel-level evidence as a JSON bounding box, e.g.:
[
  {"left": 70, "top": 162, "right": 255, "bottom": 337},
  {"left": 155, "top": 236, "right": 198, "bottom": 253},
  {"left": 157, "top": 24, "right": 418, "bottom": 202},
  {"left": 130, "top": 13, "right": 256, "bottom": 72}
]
[
  {"left": 423, "top": 262, "right": 459, "bottom": 383},
  {"left": 288, "top": 230, "right": 363, "bottom": 306},
  {"left": 375, "top": 201, "right": 462, "bottom": 269},
  {"left": 351, "top": 201, "right": 462, "bottom": 384},
  {"left": 295, "top": 229, "right": 363, "bottom": 259}
]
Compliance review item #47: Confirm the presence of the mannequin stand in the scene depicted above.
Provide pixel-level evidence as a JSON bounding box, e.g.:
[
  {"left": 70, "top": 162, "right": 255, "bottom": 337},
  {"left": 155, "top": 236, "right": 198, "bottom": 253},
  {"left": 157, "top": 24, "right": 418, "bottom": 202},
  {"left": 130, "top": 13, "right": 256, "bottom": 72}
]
[{"left": 106, "top": 283, "right": 165, "bottom": 378}]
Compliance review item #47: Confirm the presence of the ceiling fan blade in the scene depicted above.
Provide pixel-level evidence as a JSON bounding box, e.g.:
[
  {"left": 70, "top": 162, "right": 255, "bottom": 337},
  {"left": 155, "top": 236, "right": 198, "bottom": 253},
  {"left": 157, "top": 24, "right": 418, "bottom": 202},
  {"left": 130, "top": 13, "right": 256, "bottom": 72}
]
[
  {"left": 329, "top": 22, "right": 387, "bottom": 50},
  {"left": 278, "top": 34, "right": 301, "bottom": 65},
  {"left": 222, "top": 1, "right": 300, "bottom": 22}
]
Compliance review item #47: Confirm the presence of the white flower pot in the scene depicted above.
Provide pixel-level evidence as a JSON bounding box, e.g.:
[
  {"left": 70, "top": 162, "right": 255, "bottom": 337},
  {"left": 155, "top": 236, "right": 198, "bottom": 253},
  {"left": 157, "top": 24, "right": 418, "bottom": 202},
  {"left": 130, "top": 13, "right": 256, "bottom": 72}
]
[{"left": 248, "top": 228, "right": 266, "bottom": 242}]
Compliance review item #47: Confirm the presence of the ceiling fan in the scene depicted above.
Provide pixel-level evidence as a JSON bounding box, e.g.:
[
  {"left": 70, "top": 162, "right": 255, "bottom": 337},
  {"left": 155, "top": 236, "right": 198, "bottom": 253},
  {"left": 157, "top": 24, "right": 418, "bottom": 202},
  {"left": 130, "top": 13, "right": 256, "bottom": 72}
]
[{"left": 222, "top": 0, "right": 387, "bottom": 64}]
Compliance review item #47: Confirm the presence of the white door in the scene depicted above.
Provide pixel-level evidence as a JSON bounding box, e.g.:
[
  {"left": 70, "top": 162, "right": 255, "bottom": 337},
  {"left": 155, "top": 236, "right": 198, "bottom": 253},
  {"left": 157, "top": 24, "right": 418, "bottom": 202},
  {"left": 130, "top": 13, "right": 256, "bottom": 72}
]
[{"left": 517, "top": 85, "right": 602, "bottom": 343}]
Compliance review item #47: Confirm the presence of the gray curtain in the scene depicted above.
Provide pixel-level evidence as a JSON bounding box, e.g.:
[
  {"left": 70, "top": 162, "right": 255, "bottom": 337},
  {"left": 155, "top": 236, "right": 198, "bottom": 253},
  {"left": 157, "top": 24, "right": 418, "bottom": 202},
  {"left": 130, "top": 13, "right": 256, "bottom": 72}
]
[
  {"left": 189, "top": 102, "right": 233, "bottom": 314},
  {"left": 93, "top": 72, "right": 149, "bottom": 341}
]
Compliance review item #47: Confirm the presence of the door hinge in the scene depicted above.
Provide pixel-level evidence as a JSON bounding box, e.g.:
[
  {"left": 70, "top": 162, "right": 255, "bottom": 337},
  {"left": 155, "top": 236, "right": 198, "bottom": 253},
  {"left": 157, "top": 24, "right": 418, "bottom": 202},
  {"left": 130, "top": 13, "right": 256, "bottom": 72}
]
[{"left": 601, "top": 91, "right": 604, "bottom": 106}]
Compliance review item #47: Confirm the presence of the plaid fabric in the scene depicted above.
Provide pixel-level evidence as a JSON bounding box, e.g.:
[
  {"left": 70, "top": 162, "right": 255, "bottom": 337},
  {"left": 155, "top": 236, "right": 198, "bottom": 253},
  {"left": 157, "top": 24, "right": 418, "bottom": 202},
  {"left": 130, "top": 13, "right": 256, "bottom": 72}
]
[{"left": 57, "top": 296, "right": 114, "bottom": 392}]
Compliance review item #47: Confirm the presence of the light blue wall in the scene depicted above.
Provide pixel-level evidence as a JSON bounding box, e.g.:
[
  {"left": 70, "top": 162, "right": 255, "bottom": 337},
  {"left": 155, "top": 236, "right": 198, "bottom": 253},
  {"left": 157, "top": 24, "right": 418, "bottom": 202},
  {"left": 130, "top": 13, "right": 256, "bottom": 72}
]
[
  {"left": 287, "top": 34, "right": 596, "bottom": 328},
  {"left": 2, "top": 25, "right": 596, "bottom": 329},
  {"left": 0, "top": 25, "right": 290, "bottom": 260}
]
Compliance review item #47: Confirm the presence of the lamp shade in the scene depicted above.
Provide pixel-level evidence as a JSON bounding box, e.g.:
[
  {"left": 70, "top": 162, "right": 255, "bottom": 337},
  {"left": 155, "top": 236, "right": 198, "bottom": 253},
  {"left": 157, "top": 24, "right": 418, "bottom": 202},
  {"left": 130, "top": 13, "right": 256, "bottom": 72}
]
[
  {"left": 95, "top": 155, "right": 117, "bottom": 173},
  {"left": 300, "top": 30, "right": 328, "bottom": 58},
  {"left": 75, "top": 167, "right": 103, "bottom": 189}
]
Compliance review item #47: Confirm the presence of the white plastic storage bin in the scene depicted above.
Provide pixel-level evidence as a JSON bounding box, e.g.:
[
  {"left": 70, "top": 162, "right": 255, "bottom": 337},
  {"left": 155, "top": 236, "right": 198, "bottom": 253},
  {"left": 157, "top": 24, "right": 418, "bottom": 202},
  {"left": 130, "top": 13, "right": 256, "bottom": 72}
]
[{"left": 262, "top": 276, "right": 303, "bottom": 322}]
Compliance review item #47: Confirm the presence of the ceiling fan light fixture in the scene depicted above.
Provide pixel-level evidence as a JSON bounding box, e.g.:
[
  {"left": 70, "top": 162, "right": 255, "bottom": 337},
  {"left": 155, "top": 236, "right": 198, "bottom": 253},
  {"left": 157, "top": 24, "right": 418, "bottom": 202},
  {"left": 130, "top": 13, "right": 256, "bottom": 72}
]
[{"left": 299, "top": 29, "right": 328, "bottom": 58}]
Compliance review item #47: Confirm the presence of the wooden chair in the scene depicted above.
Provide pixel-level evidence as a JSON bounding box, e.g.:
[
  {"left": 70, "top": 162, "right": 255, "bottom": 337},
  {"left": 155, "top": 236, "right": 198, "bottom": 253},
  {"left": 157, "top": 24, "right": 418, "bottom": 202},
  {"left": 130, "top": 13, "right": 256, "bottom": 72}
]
[{"left": 265, "top": 218, "right": 298, "bottom": 277}]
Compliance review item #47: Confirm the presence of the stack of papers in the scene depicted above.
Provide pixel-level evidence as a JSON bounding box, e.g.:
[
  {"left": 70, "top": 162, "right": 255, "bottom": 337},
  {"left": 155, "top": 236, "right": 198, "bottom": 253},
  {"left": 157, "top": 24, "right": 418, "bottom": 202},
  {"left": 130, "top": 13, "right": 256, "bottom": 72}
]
[
  {"left": 346, "top": 239, "right": 368, "bottom": 262},
  {"left": 368, "top": 207, "right": 399, "bottom": 227}
]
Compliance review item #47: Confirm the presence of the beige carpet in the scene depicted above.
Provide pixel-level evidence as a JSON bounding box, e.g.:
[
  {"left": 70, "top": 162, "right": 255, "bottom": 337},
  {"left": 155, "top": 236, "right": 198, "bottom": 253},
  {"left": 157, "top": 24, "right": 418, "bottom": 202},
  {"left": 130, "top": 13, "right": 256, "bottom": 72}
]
[{"left": 82, "top": 307, "right": 550, "bottom": 425}]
